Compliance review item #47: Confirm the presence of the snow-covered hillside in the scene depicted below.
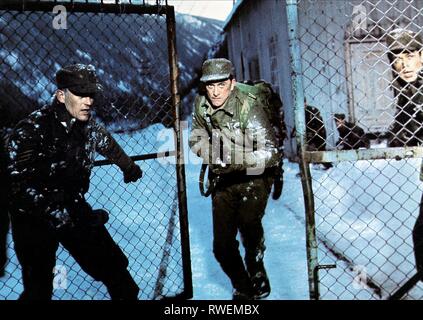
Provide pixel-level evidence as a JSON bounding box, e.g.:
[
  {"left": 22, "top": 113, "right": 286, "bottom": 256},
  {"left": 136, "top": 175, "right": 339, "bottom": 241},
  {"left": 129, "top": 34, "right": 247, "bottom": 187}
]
[{"left": 0, "top": 10, "right": 222, "bottom": 129}]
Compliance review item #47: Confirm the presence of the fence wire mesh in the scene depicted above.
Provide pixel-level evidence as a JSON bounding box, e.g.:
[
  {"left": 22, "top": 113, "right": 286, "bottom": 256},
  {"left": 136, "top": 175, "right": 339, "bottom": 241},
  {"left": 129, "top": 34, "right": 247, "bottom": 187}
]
[
  {"left": 296, "top": 0, "right": 423, "bottom": 299},
  {"left": 0, "top": 1, "right": 190, "bottom": 300}
]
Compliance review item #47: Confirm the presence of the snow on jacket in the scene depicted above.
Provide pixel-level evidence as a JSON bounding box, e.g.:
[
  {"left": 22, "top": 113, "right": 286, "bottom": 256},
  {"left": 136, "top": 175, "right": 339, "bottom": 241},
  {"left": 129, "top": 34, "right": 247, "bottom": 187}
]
[
  {"left": 189, "top": 86, "right": 280, "bottom": 175},
  {"left": 7, "top": 99, "right": 134, "bottom": 217}
]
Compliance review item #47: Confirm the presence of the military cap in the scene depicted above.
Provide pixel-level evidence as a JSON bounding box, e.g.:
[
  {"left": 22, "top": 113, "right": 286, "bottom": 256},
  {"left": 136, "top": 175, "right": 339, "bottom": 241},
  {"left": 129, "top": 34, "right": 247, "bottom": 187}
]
[
  {"left": 334, "top": 113, "right": 346, "bottom": 121},
  {"left": 386, "top": 28, "right": 422, "bottom": 52},
  {"left": 56, "top": 64, "right": 103, "bottom": 94},
  {"left": 200, "top": 58, "right": 235, "bottom": 82}
]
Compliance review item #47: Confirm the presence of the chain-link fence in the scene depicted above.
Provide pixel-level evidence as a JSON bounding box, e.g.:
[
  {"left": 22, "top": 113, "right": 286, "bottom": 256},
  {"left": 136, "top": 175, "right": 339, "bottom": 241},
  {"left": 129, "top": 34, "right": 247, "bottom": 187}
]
[
  {"left": 0, "top": 0, "right": 191, "bottom": 300},
  {"left": 290, "top": 0, "right": 423, "bottom": 299}
]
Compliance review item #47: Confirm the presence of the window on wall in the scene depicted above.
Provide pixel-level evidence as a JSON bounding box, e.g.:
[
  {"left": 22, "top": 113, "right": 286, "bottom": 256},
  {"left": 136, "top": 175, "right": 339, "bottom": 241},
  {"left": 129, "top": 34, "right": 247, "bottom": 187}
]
[
  {"left": 269, "top": 35, "right": 280, "bottom": 89},
  {"left": 248, "top": 56, "right": 260, "bottom": 80}
]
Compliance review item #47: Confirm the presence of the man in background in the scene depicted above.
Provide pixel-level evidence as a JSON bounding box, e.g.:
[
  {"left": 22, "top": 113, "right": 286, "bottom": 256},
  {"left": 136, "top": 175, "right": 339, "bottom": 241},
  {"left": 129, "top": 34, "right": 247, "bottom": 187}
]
[
  {"left": 305, "top": 103, "right": 333, "bottom": 169},
  {"left": 334, "top": 113, "right": 369, "bottom": 150},
  {"left": 386, "top": 28, "right": 423, "bottom": 147},
  {"left": 386, "top": 28, "right": 423, "bottom": 276}
]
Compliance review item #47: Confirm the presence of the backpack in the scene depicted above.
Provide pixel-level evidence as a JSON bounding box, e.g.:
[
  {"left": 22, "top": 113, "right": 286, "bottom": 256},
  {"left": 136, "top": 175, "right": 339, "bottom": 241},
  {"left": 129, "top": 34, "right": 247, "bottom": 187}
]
[
  {"left": 199, "top": 80, "right": 286, "bottom": 199},
  {"left": 235, "top": 80, "right": 286, "bottom": 150}
]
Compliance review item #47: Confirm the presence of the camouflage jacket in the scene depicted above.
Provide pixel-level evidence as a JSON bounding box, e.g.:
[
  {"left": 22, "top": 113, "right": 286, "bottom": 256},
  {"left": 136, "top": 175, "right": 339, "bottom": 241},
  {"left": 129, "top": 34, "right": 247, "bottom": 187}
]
[
  {"left": 189, "top": 87, "right": 280, "bottom": 175},
  {"left": 7, "top": 99, "right": 134, "bottom": 216}
]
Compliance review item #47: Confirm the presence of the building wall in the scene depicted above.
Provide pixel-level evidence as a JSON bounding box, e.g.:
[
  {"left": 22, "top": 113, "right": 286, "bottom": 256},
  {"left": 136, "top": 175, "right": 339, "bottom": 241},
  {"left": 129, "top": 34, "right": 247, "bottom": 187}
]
[
  {"left": 226, "top": 0, "right": 296, "bottom": 159},
  {"left": 296, "top": 0, "right": 423, "bottom": 147},
  {"left": 225, "top": 0, "right": 423, "bottom": 157}
]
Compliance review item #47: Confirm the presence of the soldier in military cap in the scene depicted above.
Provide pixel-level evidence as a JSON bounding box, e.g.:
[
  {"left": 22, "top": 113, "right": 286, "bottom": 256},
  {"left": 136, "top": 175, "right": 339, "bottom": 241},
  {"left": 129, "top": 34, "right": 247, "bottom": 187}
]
[
  {"left": 386, "top": 29, "right": 423, "bottom": 276},
  {"left": 189, "top": 58, "right": 280, "bottom": 300},
  {"left": 386, "top": 28, "right": 423, "bottom": 147},
  {"left": 7, "top": 64, "right": 142, "bottom": 300}
]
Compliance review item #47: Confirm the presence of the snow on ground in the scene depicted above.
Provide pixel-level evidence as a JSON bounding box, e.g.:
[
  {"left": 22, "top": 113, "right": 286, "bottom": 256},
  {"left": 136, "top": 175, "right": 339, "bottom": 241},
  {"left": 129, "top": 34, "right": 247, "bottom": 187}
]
[
  {"left": 185, "top": 159, "right": 310, "bottom": 300},
  {"left": 153, "top": 124, "right": 311, "bottom": 299},
  {"left": 183, "top": 128, "right": 423, "bottom": 300},
  {"left": 2, "top": 123, "right": 423, "bottom": 300},
  {"left": 310, "top": 159, "right": 423, "bottom": 299}
]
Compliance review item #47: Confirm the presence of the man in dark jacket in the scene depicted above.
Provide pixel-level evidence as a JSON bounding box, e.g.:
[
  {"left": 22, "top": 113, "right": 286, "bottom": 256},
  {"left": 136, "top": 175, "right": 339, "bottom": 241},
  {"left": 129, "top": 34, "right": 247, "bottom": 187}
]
[
  {"left": 334, "top": 113, "right": 370, "bottom": 150},
  {"left": 0, "top": 128, "right": 9, "bottom": 277},
  {"left": 189, "top": 58, "right": 280, "bottom": 300},
  {"left": 387, "top": 29, "right": 423, "bottom": 147},
  {"left": 386, "top": 29, "right": 423, "bottom": 275},
  {"left": 7, "top": 64, "right": 142, "bottom": 300},
  {"left": 305, "top": 103, "right": 333, "bottom": 169}
]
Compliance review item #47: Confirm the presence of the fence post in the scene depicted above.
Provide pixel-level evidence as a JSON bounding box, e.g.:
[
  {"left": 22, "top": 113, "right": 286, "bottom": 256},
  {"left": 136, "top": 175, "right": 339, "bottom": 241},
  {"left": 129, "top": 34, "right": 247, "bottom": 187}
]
[
  {"left": 166, "top": 5, "right": 193, "bottom": 299},
  {"left": 286, "top": 0, "right": 320, "bottom": 300}
]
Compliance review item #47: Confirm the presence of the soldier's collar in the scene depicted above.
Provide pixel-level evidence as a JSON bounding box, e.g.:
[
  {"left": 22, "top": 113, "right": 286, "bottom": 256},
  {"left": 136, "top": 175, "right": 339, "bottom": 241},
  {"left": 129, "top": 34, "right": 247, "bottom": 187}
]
[
  {"left": 403, "top": 80, "right": 423, "bottom": 94},
  {"left": 52, "top": 100, "right": 78, "bottom": 131}
]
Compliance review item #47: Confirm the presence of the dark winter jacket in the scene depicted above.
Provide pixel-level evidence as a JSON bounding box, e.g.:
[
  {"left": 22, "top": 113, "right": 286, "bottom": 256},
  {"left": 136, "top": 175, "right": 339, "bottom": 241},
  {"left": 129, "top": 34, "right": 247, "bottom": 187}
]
[
  {"left": 7, "top": 99, "right": 135, "bottom": 221},
  {"left": 0, "top": 128, "right": 9, "bottom": 200},
  {"left": 0, "top": 128, "right": 9, "bottom": 274},
  {"left": 389, "top": 71, "right": 423, "bottom": 147},
  {"left": 189, "top": 87, "right": 280, "bottom": 176},
  {"left": 0, "top": 127, "right": 9, "bottom": 213},
  {"left": 336, "top": 121, "right": 369, "bottom": 150},
  {"left": 305, "top": 105, "right": 327, "bottom": 152}
]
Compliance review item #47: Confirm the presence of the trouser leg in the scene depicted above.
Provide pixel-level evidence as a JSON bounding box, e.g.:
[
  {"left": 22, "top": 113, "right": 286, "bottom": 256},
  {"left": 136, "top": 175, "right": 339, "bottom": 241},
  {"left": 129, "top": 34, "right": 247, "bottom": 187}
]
[
  {"left": 413, "top": 193, "right": 423, "bottom": 273},
  {"left": 0, "top": 207, "right": 9, "bottom": 275},
  {"left": 238, "top": 178, "right": 272, "bottom": 298},
  {"left": 237, "top": 178, "right": 270, "bottom": 272},
  {"left": 11, "top": 215, "right": 58, "bottom": 300},
  {"left": 59, "top": 223, "right": 139, "bottom": 300},
  {"left": 212, "top": 187, "right": 252, "bottom": 293}
]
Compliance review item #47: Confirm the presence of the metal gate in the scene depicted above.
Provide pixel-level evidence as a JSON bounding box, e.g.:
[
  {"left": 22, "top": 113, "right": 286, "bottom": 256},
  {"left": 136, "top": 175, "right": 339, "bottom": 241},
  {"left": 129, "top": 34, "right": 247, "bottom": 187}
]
[
  {"left": 0, "top": 0, "right": 191, "bottom": 300},
  {"left": 287, "top": 0, "right": 423, "bottom": 299}
]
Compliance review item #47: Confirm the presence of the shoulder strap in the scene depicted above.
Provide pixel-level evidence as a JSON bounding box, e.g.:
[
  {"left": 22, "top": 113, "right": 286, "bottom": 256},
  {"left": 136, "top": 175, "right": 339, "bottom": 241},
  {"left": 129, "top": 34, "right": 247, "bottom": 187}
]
[
  {"left": 236, "top": 84, "right": 258, "bottom": 131},
  {"left": 239, "top": 97, "right": 253, "bottom": 131}
]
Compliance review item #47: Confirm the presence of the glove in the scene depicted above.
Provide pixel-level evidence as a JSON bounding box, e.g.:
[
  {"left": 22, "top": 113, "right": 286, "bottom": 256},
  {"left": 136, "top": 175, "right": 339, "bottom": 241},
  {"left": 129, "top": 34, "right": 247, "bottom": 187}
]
[
  {"left": 43, "top": 190, "right": 70, "bottom": 230},
  {"left": 123, "top": 163, "right": 143, "bottom": 183},
  {"left": 87, "top": 209, "right": 109, "bottom": 227},
  {"left": 47, "top": 208, "right": 73, "bottom": 230},
  {"left": 64, "top": 193, "right": 109, "bottom": 227},
  {"left": 63, "top": 193, "right": 92, "bottom": 224}
]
